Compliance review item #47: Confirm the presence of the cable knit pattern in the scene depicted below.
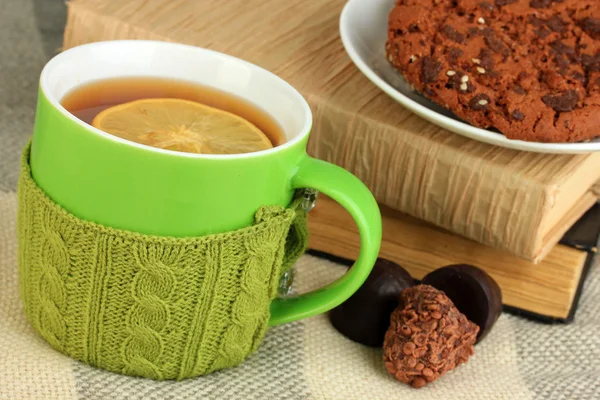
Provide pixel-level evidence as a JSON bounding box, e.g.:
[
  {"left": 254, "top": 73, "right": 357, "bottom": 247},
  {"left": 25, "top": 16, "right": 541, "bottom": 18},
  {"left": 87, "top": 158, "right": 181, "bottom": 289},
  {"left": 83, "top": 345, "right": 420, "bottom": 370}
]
[
  {"left": 17, "top": 144, "right": 308, "bottom": 380},
  {"left": 36, "top": 214, "right": 70, "bottom": 352},
  {"left": 121, "top": 244, "right": 177, "bottom": 380}
]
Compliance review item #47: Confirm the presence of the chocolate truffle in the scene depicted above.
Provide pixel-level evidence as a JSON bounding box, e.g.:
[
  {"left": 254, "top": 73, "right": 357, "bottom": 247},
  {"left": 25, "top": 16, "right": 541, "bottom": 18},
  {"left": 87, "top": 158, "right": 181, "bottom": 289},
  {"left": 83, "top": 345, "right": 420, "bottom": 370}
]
[
  {"left": 383, "top": 285, "right": 479, "bottom": 388},
  {"left": 421, "top": 264, "right": 502, "bottom": 343},
  {"left": 330, "top": 258, "right": 414, "bottom": 347}
]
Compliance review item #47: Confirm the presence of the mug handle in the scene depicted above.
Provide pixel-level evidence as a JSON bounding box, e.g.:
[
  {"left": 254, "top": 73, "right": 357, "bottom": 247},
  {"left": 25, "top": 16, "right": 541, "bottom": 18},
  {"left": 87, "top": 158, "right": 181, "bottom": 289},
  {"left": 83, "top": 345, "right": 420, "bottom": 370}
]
[{"left": 269, "top": 156, "right": 382, "bottom": 325}]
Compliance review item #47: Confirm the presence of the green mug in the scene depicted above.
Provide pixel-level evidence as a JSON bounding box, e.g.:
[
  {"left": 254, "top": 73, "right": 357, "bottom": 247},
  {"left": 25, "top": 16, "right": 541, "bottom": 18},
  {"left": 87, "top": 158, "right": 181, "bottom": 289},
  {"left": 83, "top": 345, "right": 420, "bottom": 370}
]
[{"left": 30, "top": 40, "right": 381, "bottom": 326}]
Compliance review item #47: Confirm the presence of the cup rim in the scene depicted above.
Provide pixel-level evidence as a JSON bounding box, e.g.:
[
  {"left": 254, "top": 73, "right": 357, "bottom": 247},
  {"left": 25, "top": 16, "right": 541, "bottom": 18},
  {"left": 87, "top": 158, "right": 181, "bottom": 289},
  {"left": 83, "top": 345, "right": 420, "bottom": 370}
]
[{"left": 39, "top": 40, "right": 313, "bottom": 160}]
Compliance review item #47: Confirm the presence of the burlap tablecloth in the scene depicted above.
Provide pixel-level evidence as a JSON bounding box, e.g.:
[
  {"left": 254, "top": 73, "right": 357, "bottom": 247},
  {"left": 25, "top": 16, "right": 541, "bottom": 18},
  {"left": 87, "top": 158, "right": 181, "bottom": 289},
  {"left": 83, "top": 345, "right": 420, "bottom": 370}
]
[{"left": 1, "top": 1, "right": 599, "bottom": 398}]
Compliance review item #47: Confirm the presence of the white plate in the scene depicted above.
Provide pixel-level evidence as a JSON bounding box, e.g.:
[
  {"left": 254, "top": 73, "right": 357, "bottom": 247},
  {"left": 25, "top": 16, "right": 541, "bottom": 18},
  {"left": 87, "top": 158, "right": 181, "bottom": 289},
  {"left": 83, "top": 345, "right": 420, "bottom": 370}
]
[{"left": 339, "top": 0, "right": 600, "bottom": 154}]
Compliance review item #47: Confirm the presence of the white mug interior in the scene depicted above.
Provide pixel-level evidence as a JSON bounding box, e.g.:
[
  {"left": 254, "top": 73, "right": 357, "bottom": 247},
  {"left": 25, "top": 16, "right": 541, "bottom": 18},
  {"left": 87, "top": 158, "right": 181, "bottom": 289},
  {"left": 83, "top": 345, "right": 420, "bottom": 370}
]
[{"left": 40, "top": 40, "right": 312, "bottom": 158}]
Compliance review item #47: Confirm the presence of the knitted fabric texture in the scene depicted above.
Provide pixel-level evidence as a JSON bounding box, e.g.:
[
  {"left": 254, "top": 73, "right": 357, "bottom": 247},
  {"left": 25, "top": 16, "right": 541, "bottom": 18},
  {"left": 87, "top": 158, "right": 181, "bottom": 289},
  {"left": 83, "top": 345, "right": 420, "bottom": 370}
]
[{"left": 17, "top": 144, "right": 308, "bottom": 380}]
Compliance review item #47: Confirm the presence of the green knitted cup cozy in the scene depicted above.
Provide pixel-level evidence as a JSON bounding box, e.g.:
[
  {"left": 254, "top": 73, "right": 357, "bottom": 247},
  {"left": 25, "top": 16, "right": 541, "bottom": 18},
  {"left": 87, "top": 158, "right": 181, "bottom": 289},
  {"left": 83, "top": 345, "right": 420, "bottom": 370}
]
[{"left": 17, "top": 144, "right": 308, "bottom": 380}]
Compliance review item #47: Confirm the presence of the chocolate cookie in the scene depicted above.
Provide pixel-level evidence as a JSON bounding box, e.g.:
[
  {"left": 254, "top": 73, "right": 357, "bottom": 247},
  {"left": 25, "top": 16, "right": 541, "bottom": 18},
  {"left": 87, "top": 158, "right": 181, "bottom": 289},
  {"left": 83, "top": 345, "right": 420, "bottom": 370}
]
[{"left": 386, "top": 0, "right": 600, "bottom": 143}]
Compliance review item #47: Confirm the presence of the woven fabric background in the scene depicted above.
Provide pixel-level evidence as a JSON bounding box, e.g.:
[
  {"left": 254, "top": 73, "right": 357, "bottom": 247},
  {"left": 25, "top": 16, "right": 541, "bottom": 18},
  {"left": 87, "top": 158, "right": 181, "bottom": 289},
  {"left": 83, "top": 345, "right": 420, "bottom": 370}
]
[{"left": 0, "top": 0, "right": 599, "bottom": 398}]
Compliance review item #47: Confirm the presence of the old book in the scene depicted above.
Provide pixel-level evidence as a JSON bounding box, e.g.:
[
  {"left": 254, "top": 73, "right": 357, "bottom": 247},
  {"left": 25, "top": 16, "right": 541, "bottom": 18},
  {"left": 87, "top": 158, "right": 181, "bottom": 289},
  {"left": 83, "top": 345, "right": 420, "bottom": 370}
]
[
  {"left": 307, "top": 196, "right": 600, "bottom": 321},
  {"left": 62, "top": 0, "right": 600, "bottom": 262}
]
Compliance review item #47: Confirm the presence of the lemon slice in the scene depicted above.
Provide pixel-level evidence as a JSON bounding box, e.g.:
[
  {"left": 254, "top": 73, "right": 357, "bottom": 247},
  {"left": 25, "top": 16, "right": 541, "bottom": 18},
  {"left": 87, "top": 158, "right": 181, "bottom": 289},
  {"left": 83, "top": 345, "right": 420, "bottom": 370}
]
[{"left": 92, "top": 98, "right": 273, "bottom": 155}]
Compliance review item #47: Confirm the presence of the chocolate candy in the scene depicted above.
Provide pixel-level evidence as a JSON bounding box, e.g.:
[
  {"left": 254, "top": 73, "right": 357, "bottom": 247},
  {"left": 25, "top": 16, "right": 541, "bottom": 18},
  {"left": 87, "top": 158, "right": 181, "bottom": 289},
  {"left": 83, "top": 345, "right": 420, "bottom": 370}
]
[
  {"left": 383, "top": 285, "right": 479, "bottom": 388},
  {"left": 421, "top": 264, "right": 502, "bottom": 343},
  {"left": 329, "top": 259, "right": 414, "bottom": 347}
]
